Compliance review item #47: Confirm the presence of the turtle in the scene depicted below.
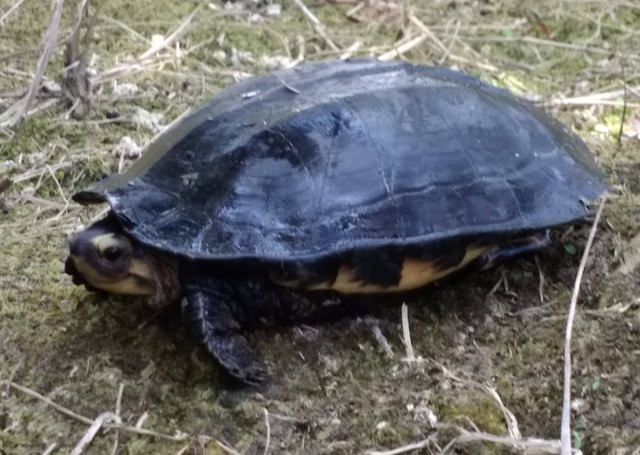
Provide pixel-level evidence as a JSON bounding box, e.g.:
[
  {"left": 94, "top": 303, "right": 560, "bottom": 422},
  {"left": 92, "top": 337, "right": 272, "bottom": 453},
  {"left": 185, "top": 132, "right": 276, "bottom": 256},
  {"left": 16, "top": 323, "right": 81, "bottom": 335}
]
[{"left": 65, "top": 58, "right": 608, "bottom": 384}]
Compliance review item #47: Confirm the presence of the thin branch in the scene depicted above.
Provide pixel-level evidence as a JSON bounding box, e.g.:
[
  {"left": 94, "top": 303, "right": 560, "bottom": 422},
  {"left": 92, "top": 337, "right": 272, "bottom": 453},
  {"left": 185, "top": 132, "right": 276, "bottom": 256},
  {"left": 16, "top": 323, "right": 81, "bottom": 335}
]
[
  {"left": 544, "top": 84, "right": 640, "bottom": 108},
  {"left": 340, "top": 40, "right": 362, "bottom": 60},
  {"left": 367, "top": 424, "right": 569, "bottom": 455},
  {"left": 364, "top": 317, "right": 394, "bottom": 358},
  {"left": 41, "top": 442, "right": 58, "bottom": 455},
  {"left": 263, "top": 408, "right": 271, "bottom": 455},
  {"left": 0, "top": 0, "right": 64, "bottom": 127},
  {"left": 24, "top": 0, "right": 64, "bottom": 115},
  {"left": 291, "top": 0, "right": 339, "bottom": 51},
  {"left": 400, "top": 303, "right": 416, "bottom": 361},
  {"left": 378, "top": 34, "right": 428, "bottom": 61},
  {"left": 215, "top": 440, "right": 243, "bottom": 455},
  {"left": 467, "top": 35, "right": 640, "bottom": 61},
  {"left": 442, "top": 366, "right": 521, "bottom": 442},
  {"left": 408, "top": 14, "right": 448, "bottom": 54},
  {"left": 110, "top": 383, "right": 125, "bottom": 455},
  {"left": 0, "top": 0, "right": 27, "bottom": 25},
  {"left": 70, "top": 412, "right": 121, "bottom": 455},
  {"left": 0, "top": 380, "right": 194, "bottom": 441},
  {"left": 560, "top": 197, "right": 607, "bottom": 455},
  {"left": 617, "top": 62, "right": 628, "bottom": 148},
  {"left": 366, "top": 438, "right": 432, "bottom": 455},
  {"left": 138, "top": 8, "right": 197, "bottom": 60}
]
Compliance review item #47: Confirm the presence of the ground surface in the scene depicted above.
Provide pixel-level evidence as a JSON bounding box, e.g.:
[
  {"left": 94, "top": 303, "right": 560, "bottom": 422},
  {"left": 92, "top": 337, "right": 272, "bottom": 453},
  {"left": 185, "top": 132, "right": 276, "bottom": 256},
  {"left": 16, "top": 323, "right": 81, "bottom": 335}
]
[{"left": 1, "top": 0, "right": 640, "bottom": 454}]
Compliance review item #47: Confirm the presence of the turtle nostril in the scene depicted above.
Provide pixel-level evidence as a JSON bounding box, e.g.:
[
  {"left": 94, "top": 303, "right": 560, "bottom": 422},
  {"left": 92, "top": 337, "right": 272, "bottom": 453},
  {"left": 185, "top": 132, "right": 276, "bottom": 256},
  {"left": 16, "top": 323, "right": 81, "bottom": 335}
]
[
  {"left": 64, "top": 256, "right": 77, "bottom": 276},
  {"left": 69, "top": 240, "right": 81, "bottom": 257}
]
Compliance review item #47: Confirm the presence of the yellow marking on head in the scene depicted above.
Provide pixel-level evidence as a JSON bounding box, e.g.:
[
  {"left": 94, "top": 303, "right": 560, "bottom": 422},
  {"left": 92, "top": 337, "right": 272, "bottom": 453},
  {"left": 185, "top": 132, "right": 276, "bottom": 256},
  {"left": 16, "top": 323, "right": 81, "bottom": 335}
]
[
  {"left": 70, "top": 254, "right": 155, "bottom": 295},
  {"left": 91, "top": 233, "right": 120, "bottom": 249},
  {"left": 273, "top": 245, "right": 492, "bottom": 294}
]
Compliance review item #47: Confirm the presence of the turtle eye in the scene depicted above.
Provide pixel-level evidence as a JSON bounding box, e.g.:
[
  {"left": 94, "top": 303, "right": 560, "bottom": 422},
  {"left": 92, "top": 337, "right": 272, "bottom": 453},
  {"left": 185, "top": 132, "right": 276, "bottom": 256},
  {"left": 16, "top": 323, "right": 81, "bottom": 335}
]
[
  {"left": 94, "top": 234, "right": 131, "bottom": 263},
  {"left": 102, "top": 245, "right": 123, "bottom": 262}
]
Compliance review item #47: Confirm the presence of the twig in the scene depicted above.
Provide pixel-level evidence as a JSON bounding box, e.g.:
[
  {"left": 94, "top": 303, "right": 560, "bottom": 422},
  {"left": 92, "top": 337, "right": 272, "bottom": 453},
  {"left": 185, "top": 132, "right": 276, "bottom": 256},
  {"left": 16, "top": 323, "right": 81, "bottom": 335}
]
[
  {"left": 400, "top": 303, "right": 416, "bottom": 361},
  {"left": 535, "top": 256, "right": 546, "bottom": 303},
  {"left": 2, "top": 380, "right": 94, "bottom": 425},
  {"left": 617, "top": 62, "right": 628, "bottom": 148},
  {"left": 268, "top": 411, "right": 303, "bottom": 423},
  {"left": 484, "top": 386, "right": 522, "bottom": 441},
  {"left": 438, "top": 424, "right": 571, "bottom": 455},
  {"left": 70, "top": 412, "right": 121, "bottom": 455},
  {"left": 486, "top": 273, "right": 504, "bottom": 300},
  {"left": 291, "top": 0, "right": 339, "bottom": 51},
  {"left": 98, "top": 14, "right": 152, "bottom": 44},
  {"left": 364, "top": 317, "right": 394, "bottom": 358},
  {"left": 0, "top": 0, "right": 64, "bottom": 127},
  {"left": 560, "top": 197, "right": 606, "bottom": 455},
  {"left": 41, "top": 442, "right": 58, "bottom": 455},
  {"left": 263, "top": 408, "right": 271, "bottom": 455},
  {"left": 46, "top": 165, "right": 69, "bottom": 219},
  {"left": 439, "top": 19, "right": 460, "bottom": 65},
  {"left": 367, "top": 424, "right": 570, "bottom": 455},
  {"left": 441, "top": 366, "right": 521, "bottom": 442},
  {"left": 408, "top": 14, "right": 448, "bottom": 55},
  {"left": 545, "top": 84, "right": 640, "bottom": 108},
  {"left": 340, "top": 40, "right": 362, "bottom": 60},
  {"left": 4, "top": 358, "right": 23, "bottom": 395},
  {"left": 174, "top": 443, "right": 191, "bottom": 455},
  {"left": 138, "top": 8, "right": 197, "bottom": 60},
  {"left": 0, "top": 0, "right": 27, "bottom": 25},
  {"left": 378, "top": 34, "right": 428, "bottom": 61},
  {"left": 110, "top": 383, "right": 125, "bottom": 455},
  {"left": 64, "top": 0, "right": 94, "bottom": 119},
  {"left": 216, "top": 440, "right": 243, "bottom": 455},
  {"left": 89, "top": 9, "right": 200, "bottom": 89},
  {"left": 135, "top": 411, "right": 149, "bottom": 429},
  {"left": 27, "top": 0, "right": 64, "bottom": 110},
  {"left": 467, "top": 35, "right": 640, "bottom": 61},
  {"left": 0, "top": 380, "right": 194, "bottom": 441},
  {"left": 366, "top": 438, "right": 432, "bottom": 455}
]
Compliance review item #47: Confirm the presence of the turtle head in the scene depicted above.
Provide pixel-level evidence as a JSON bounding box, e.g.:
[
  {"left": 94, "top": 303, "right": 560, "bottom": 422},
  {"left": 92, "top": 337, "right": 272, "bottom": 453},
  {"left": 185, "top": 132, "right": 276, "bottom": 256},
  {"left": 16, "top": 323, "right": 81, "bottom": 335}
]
[{"left": 65, "top": 214, "right": 179, "bottom": 307}]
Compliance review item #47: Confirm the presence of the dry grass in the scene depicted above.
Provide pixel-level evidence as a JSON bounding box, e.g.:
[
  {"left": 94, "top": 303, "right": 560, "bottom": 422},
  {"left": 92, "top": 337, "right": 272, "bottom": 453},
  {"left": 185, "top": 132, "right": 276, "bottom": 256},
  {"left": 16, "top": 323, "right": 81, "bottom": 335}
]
[{"left": 1, "top": 0, "right": 639, "bottom": 454}]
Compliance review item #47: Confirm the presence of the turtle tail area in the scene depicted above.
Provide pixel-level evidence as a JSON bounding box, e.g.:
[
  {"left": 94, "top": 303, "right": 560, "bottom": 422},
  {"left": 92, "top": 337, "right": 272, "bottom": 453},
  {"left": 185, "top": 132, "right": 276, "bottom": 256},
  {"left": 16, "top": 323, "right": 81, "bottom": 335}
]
[{"left": 475, "top": 230, "right": 551, "bottom": 271}]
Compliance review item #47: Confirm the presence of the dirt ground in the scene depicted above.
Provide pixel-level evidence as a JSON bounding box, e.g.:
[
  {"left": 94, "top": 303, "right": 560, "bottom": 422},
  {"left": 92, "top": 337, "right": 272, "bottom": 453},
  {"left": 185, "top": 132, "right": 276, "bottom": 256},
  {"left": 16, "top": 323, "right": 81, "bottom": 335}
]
[{"left": 1, "top": 0, "right": 640, "bottom": 454}]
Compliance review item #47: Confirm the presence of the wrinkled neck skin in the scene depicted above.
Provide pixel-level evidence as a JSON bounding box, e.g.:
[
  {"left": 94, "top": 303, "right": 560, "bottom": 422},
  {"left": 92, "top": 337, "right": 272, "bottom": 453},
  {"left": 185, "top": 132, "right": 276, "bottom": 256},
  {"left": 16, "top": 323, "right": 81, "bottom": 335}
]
[{"left": 144, "top": 248, "right": 181, "bottom": 309}]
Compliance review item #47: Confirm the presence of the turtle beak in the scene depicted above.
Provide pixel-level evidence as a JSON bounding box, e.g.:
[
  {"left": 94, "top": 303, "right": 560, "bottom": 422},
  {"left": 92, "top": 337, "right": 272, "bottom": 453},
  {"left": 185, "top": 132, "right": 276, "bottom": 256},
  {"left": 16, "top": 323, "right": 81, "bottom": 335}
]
[{"left": 64, "top": 254, "right": 101, "bottom": 292}]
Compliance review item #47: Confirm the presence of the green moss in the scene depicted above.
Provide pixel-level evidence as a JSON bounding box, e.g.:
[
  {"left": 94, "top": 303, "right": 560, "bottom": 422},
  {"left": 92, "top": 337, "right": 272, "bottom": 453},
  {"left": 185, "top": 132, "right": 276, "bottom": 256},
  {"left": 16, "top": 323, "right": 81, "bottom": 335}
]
[
  {"left": 438, "top": 398, "right": 507, "bottom": 435},
  {"left": 2, "top": 0, "right": 640, "bottom": 453}
]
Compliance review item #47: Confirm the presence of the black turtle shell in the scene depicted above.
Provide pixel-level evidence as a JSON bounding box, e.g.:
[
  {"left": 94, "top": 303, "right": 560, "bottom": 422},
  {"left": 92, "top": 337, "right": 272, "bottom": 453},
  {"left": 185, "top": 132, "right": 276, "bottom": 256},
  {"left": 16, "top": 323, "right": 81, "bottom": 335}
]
[{"left": 74, "top": 59, "right": 607, "bottom": 261}]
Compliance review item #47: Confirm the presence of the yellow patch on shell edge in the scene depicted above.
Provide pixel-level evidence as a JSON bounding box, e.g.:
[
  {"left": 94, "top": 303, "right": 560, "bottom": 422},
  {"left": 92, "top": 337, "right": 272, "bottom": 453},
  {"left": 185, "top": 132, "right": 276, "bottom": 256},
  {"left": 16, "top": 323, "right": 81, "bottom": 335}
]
[{"left": 274, "top": 245, "right": 492, "bottom": 294}]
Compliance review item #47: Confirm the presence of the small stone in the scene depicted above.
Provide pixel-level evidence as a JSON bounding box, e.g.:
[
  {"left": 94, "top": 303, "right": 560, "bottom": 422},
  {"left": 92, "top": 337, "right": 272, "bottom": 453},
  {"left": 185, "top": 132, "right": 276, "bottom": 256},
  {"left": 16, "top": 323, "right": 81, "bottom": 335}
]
[
  {"left": 259, "top": 55, "right": 292, "bottom": 71},
  {"left": 571, "top": 398, "right": 586, "bottom": 411},
  {"left": 113, "top": 136, "right": 142, "bottom": 160},
  {"left": 265, "top": 3, "right": 281, "bottom": 16},
  {"left": 212, "top": 50, "right": 227, "bottom": 62},
  {"left": 112, "top": 81, "right": 139, "bottom": 98},
  {"left": 151, "top": 34, "right": 165, "bottom": 49},
  {"left": 132, "top": 107, "right": 164, "bottom": 133}
]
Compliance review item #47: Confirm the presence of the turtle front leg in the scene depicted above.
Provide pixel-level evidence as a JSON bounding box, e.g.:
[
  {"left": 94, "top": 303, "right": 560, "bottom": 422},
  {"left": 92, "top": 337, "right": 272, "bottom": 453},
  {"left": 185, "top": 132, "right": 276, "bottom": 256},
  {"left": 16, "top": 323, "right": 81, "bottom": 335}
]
[{"left": 182, "top": 276, "right": 268, "bottom": 385}]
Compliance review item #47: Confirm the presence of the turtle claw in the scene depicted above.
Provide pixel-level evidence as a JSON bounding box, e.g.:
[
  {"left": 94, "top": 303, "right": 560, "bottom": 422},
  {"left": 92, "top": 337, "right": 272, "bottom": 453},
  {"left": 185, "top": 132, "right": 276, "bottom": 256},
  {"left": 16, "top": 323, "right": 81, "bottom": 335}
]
[
  {"left": 202, "top": 332, "right": 269, "bottom": 386},
  {"left": 227, "top": 360, "right": 269, "bottom": 386}
]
